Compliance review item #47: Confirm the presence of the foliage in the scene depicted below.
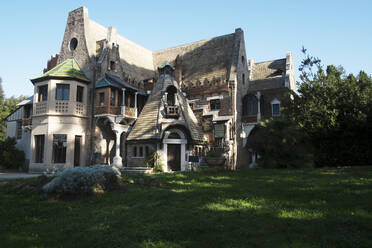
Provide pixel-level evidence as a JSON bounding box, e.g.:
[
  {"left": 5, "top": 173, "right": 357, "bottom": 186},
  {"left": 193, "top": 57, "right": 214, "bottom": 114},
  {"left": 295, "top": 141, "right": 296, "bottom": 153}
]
[
  {"left": 42, "top": 165, "right": 122, "bottom": 196},
  {"left": 282, "top": 48, "right": 372, "bottom": 167},
  {"left": 206, "top": 148, "right": 224, "bottom": 158},
  {"left": 0, "top": 137, "right": 25, "bottom": 170},
  {"left": 145, "top": 150, "right": 165, "bottom": 172},
  {"left": 0, "top": 78, "right": 27, "bottom": 141},
  {"left": 1, "top": 167, "right": 372, "bottom": 247},
  {"left": 247, "top": 118, "right": 313, "bottom": 168},
  {"left": 152, "top": 152, "right": 165, "bottom": 172}
]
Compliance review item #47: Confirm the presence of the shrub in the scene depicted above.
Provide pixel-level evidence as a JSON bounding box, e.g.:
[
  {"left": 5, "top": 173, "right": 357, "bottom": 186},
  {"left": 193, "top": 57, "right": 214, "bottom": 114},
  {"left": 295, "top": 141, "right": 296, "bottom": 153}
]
[
  {"left": 0, "top": 137, "right": 25, "bottom": 170},
  {"left": 42, "top": 165, "right": 122, "bottom": 196},
  {"left": 247, "top": 118, "right": 314, "bottom": 169},
  {"left": 151, "top": 152, "right": 165, "bottom": 173}
]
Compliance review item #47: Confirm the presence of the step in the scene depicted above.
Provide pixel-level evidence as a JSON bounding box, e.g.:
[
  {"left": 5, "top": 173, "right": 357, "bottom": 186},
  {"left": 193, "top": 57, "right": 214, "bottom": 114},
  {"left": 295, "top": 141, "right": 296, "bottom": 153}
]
[{"left": 121, "top": 167, "right": 153, "bottom": 174}]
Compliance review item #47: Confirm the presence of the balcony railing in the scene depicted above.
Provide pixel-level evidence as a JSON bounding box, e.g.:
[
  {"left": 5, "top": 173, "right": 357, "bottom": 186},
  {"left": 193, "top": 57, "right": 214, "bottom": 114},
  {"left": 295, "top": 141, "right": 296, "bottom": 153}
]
[
  {"left": 121, "top": 106, "right": 137, "bottom": 118},
  {"left": 242, "top": 115, "right": 257, "bottom": 123},
  {"left": 94, "top": 105, "right": 137, "bottom": 118},
  {"left": 22, "top": 118, "right": 32, "bottom": 126},
  {"left": 33, "top": 101, "right": 87, "bottom": 116},
  {"left": 165, "top": 105, "right": 180, "bottom": 118},
  {"left": 34, "top": 102, "right": 47, "bottom": 115}
]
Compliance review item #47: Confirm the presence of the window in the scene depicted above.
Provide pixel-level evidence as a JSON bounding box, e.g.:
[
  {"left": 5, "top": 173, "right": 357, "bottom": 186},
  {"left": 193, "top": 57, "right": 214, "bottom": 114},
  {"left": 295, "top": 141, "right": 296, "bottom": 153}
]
[
  {"left": 69, "top": 38, "right": 78, "bottom": 51},
  {"left": 168, "top": 132, "right": 181, "bottom": 139},
  {"left": 133, "top": 146, "right": 137, "bottom": 157},
  {"left": 110, "top": 61, "right": 116, "bottom": 71},
  {"left": 34, "top": 135, "right": 45, "bottom": 163},
  {"left": 210, "top": 99, "right": 221, "bottom": 110},
  {"left": 52, "top": 134, "right": 67, "bottom": 163},
  {"left": 110, "top": 89, "right": 115, "bottom": 106},
  {"left": 241, "top": 55, "right": 245, "bottom": 64},
  {"left": 99, "top": 92, "right": 105, "bottom": 106},
  {"left": 271, "top": 99, "right": 280, "bottom": 116},
  {"left": 242, "top": 73, "right": 245, "bottom": 85},
  {"left": 76, "top": 86, "right": 84, "bottom": 102},
  {"left": 166, "top": 86, "right": 177, "bottom": 106},
  {"left": 242, "top": 94, "right": 258, "bottom": 116},
  {"left": 139, "top": 146, "right": 143, "bottom": 157},
  {"left": 24, "top": 105, "right": 32, "bottom": 118},
  {"left": 118, "top": 90, "right": 123, "bottom": 106},
  {"left": 16, "top": 121, "right": 22, "bottom": 139},
  {"left": 272, "top": 104, "right": 280, "bottom": 116},
  {"left": 38, "top": 85, "right": 48, "bottom": 102},
  {"left": 145, "top": 146, "right": 149, "bottom": 157},
  {"left": 56, "top": 84, "right": 70, "bottom": 100}
]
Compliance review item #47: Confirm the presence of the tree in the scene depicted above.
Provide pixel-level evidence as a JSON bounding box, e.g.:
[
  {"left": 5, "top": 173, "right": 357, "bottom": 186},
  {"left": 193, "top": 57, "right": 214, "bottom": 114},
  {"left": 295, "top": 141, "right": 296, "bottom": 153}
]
[
  {"left": 247, "top": 118, "right": 314, "bottom": 168},
  {"left": 0, "top": 77, "right": 4, "bottom": 104},
  {"left": 282, "top": 48, "right": 372, "bottom": 166},
  {"left": 0, "top": 77, "right": 27, "bottom": 141}
]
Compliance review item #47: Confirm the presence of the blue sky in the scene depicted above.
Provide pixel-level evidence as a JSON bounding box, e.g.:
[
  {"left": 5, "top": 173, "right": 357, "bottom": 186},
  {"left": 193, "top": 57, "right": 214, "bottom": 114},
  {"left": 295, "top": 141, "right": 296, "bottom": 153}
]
[{"left": 0, "top": 0, "right": 371, "bottom": 97}]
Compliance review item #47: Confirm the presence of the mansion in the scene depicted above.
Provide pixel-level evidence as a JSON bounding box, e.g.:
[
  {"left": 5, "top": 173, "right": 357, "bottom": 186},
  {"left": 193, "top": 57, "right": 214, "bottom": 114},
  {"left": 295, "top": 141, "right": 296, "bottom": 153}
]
[{"left": 6, "top": 7, "right": 295, "bottom": 172}]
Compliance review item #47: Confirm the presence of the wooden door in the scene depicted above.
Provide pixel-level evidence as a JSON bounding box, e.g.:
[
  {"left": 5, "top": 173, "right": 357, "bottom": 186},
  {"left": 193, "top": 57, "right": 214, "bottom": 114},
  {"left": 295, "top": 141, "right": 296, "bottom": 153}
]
[
  {"left": 167, "top": 144, "right": 181, "bottom": 171},
  {"left": 74, "top": 135, "right": 82, "bottom": 167}
]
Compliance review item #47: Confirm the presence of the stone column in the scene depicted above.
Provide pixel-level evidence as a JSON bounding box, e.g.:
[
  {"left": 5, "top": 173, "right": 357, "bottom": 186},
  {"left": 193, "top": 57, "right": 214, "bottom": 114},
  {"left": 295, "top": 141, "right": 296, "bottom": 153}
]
[
  {"left": 112, "top": 129, "right": 123, "bottom": 168},
  {"left": 121, "top": 88, "right": 126, "bottom": 115},
  {"left": 256, "top": 91, "right": 261, "bottom": 121},
  {"left": 134, "top": 92, "right": 138, "bottom": 117}
]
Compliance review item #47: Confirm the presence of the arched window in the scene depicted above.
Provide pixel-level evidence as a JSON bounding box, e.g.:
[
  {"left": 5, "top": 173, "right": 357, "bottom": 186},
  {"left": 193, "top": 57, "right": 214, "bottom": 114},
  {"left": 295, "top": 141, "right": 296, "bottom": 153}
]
[
  {"left": 166, "top": 86, "right": 177, "bottom": 106},
  {"left": 242, "top": 94, "right": 258, "bottom": 116},
  {"left": 168, "top": 132, "right": 181, "bottom": 139}
]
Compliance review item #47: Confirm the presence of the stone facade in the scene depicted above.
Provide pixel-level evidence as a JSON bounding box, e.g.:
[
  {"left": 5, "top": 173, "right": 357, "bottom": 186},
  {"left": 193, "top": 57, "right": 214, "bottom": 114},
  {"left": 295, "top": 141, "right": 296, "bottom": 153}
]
[{"left": 7, "top": 6, "right": 295, "bottom": 172}]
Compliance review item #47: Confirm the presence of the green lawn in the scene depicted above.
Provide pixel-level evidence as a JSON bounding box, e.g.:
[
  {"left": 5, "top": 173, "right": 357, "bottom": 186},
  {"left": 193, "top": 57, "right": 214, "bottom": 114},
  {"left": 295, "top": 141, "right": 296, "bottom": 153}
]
[{"left": 1, "top": 167, "right": 372, "bottom": 248}]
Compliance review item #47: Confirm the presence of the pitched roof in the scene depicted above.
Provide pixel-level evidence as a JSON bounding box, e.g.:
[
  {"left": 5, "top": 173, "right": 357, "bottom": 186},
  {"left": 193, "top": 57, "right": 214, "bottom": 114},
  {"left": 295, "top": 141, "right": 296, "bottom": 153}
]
[
  {"left": 31, "top": 58, "right": 89, "bottom": 84},
  {"left": 251, "top": 59, "right": 286, "bottom": 81},
  {"left": 127, "top": 74, "right": 204, "bottom": 143},
  {"left": 96, "top": 73, "right": 147, "bottom": 95},
  {"left": 153, "top": 33, "right": 236, "bottom": 84},
  {"left": 248, "top": 58, "right": 287, "bottom": 90}
]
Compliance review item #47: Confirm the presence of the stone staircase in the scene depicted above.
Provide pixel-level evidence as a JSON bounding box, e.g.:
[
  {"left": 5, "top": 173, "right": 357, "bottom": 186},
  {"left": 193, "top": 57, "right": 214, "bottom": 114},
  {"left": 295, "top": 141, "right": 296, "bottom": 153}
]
[{"left": 121, "top": 167, "right": 153, "bottom": 174}]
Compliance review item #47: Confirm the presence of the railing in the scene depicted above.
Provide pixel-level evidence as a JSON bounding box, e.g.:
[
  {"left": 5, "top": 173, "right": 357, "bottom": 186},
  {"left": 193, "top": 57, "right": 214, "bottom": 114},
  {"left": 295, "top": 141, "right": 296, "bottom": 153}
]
[
  {"left": 34, "top": 101, "right": 87, "bottom": 116},
  {"left": 94, "top": 105, "right": 137, "bottom": 118},
  {"left": 34, "top": 102, "right": 47, "bottom": 115},
  {"left": 242, "top": 115, "right": 257, "bottom": 123},
  {"left": 22, "top": 118, "right": 32, "bottom": 126},
  {"left": 165, "top": 105, "right": 180, "bottom": 118}
]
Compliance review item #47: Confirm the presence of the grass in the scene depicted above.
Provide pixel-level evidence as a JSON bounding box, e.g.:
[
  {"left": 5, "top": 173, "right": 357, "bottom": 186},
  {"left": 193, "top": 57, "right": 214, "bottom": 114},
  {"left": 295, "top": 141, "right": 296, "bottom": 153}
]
[{"left": 0, "top": 167, "right": 372, "bottom": 248}]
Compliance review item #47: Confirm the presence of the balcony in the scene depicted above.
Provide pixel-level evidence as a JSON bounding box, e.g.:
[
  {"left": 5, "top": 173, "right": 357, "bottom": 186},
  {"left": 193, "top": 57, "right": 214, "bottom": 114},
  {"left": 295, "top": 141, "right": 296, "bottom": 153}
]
[
  {"left": 22, "top": 118, "right": 32, "bottom": 126},
  {"left": 94, "top": 105, "right": 137, "bottom": 118},
  {"left": 121, "top": 106, "right": 137, "bottom": 118},
  {"left": 242, "top": 115, "right": 258, "bottom": 123},
  {"left": 34, "top": 102, "right": 47, "bottom": 115},
  {"left": 165, "top": 105, "right": 179, "bottom": 118},
  {"left": 33, "top": 101, "right": 87, "bottom": 117}
]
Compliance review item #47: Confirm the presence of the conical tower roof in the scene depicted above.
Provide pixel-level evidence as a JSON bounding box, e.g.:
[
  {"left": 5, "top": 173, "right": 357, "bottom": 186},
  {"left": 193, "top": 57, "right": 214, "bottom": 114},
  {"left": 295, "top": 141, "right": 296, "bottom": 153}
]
[{"left": 31, "top": 58, "right": 90, "bottom": 84}]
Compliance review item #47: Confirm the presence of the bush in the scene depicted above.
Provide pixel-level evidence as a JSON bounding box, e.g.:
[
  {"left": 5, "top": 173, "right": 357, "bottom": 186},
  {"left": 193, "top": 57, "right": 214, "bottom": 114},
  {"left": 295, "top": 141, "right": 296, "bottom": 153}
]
[
  {"left": 42, "top": 165, "right": 122, "bottom": 196},
  {"left": 0, "top": 137, "right": 25, "bottom": 170},
  {"left": 147, "top": 152, "right": 165, "bottom": 173},
  {"left": 247, "top": 118, "right": 314, "bottom": 169}
]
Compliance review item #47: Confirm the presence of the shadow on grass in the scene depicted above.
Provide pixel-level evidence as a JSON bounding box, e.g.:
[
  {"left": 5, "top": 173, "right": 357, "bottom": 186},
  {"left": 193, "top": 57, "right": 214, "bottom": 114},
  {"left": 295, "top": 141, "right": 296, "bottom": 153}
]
[{"left": 0, "top": 167, "right": 372, "bottom": 248}]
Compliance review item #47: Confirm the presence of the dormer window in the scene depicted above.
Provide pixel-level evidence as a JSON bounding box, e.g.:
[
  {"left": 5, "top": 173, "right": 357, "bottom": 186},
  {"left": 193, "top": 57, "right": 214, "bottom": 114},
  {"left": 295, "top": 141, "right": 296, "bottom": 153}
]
[
  {"left": 110, "top": 61, "right": 116, "bottom": 71},
  {"left": 271, "top": 99, "right": 280, "bottom": 116},
  {"left": 166, "top": 86, "right": 177, "bottom": 106}
]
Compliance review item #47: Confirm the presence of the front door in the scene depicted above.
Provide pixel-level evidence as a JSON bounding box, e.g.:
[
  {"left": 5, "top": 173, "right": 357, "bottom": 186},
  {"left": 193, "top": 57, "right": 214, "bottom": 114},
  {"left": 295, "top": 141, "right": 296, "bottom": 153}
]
[
  {"left": 74, "top": 135, "right": 82, "bottom": 167},
  {"left": 167, "top": 144, "right": 181, "bottom": 171}
]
